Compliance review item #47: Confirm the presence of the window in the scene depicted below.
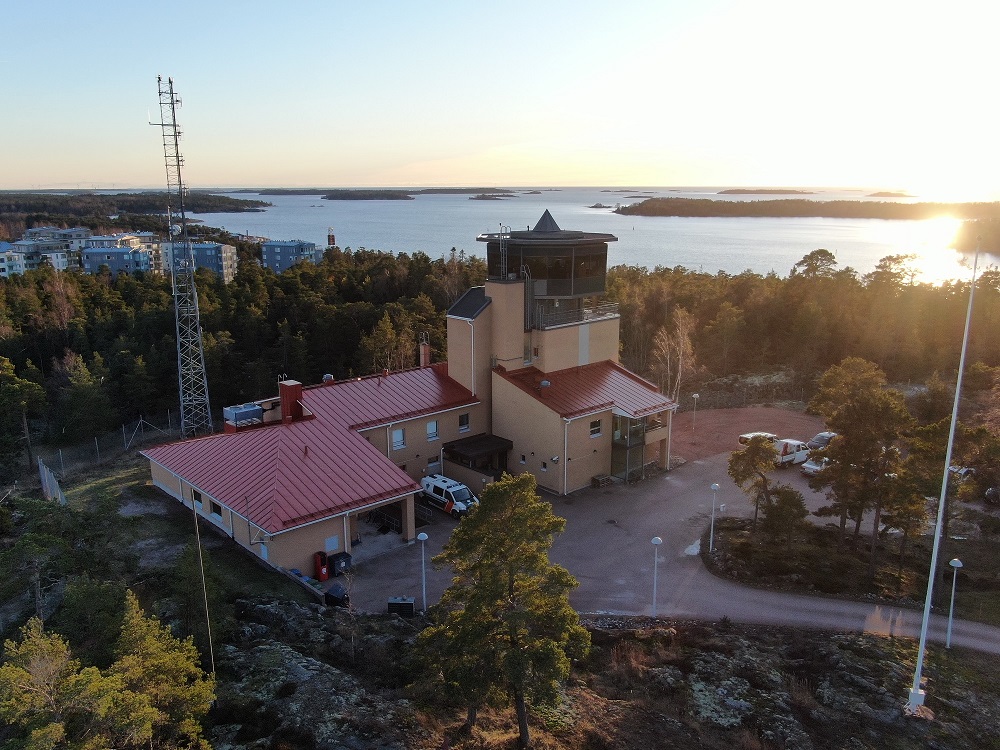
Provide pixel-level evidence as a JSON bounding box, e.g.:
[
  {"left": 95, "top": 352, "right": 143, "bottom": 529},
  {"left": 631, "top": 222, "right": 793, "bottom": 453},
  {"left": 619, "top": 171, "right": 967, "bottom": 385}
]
[
  {"left": 541, "top": 461, "right": 548, "bottom": 471},
  {"left": 210, "top": 500, "right": 222, "bottom": 516},
  {"left": 392, "top": 428, "right": 405, "bottom": 450},
  {"left": 459, "top": 413, "right": 470, "bottom": 432},
  {"left": 427, "top": 456, "right": 439, "bottom": 466},
  {"left": 427, "top": 420, "right": 439, "bottom": 440},
  {"left": 192, "top": 490, "right": 202, "bottom": 506},
  {"left": 590, "top": 419, "right": 602, "bottom": 437},
  {"left": 520, "top": 454, "right": 526, "bottom": 464}
]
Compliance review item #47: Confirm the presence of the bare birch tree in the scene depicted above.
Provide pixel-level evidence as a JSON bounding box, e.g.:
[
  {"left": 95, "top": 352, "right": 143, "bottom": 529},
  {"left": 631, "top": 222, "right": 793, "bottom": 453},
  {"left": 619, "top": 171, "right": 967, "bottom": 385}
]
[{"left": 651, "top": 307, "right": 697, "bottom": 401}]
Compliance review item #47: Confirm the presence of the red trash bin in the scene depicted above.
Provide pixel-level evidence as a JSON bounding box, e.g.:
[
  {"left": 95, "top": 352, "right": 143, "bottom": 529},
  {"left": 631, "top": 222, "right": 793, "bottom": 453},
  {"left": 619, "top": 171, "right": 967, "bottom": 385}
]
[{"left": 314, "top": 551, "right": 329, "bottom": 582}]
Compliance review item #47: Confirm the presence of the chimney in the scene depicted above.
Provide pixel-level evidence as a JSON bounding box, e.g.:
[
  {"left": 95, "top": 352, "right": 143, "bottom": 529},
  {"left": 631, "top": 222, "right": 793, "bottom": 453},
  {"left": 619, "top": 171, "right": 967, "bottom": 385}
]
[
  {"left": 279, "top": 380, "right": 303, "bottom": 423},
  {"left": 420, "top": 340, "right": 431, "bottom": 367}
]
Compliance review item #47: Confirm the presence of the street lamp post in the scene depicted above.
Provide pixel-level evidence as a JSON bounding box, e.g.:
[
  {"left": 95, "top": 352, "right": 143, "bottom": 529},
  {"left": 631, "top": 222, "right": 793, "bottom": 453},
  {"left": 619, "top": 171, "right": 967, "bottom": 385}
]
[
  {"left": 906, "top": 243, "right": 981, "bottom": 714},
  {"left": 417, "top": 532, "right": 428, "bottom": 613},
  {"left": 947, "top": 558, "right": 963, "bottom": 649},
  {"left": 692, "top": 393, "right": 700, "bottom": 441},
  {"left": 651, "top": 536, "right": 663, "bottom": 617},
  {"left": 709, "top": 483, "right": 720, "bottom": 553}
]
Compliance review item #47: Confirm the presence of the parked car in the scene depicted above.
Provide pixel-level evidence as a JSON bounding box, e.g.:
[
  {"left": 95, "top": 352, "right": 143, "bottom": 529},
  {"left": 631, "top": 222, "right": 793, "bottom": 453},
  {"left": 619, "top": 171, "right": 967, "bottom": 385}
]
[
  {"left": 738, "top": 432, "right": 777, "bottom": 447},
  {"left": 420, "top": 474, "right": 479, "bottom": 518},
  {"left": 806, "top": 431, "right": 837, "bottom": 450},
  {"left": 801, "top": 456, "right": 830, "bottom": 476},
  {"left": 774, "top": 439, "right": 810, "bottom": 467}
]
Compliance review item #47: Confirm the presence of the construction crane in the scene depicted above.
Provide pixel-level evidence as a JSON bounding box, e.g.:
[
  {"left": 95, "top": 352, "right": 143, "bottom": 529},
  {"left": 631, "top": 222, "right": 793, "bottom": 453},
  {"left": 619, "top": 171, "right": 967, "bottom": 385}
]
[{"left": 153, "top": 76, "right": 213, "bottom": 437}]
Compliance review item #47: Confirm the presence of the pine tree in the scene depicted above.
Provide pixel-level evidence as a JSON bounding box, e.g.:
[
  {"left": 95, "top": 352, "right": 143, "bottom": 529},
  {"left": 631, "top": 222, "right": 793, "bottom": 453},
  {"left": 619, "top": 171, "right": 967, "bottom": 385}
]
[
  {"left": 110, "top": 591, "right": 215, "bottom": 749},
  {"left": 0, "top": 617, "right": 155, "bottom": 749},
  {"left": 728, "top": 436, "right": 778, "bottom": 531},
  {"left": 419, "top": 473, "right": 589, "bottom": 748}
]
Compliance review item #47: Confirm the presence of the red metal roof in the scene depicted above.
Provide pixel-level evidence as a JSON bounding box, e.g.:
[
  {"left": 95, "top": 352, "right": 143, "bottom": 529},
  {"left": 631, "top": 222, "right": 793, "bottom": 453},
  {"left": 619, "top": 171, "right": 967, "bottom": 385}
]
[
  {"left": 498, "top": 361, "right": 674, "bottom": 419},
  {"left": 142, "top": 366, "right": 478, "bottom": 535},
  {"left": 302, "top": 364, "right": 477, "bottom": 430}
]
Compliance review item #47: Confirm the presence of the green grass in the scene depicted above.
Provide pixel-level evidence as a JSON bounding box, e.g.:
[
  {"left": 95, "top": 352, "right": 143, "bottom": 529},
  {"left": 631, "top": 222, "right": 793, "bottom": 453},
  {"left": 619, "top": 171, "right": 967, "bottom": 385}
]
[{"left": 62, "top": 461, "right": 150, "bottom": 504}]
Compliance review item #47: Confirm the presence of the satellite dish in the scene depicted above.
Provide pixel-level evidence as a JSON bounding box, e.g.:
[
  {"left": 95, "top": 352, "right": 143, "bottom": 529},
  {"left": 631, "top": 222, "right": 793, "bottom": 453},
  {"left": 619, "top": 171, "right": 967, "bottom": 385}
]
[{"left": 170, "top": 224, "right": 182, "bottom": 236}]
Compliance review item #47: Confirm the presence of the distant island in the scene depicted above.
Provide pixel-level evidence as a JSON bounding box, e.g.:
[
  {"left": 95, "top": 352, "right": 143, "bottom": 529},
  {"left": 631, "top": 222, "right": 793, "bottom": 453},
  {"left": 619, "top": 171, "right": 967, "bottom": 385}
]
[
  {"left": 522, "top": 190, "right": 542, "bottom": 195},
  {"left": 322, "top": 190, "right": 414, "bottom": 201},
  {"left": 469, "top": 193, "right": 517, "bottom": 200},
  {"left": 0, "top": 191, "right": 269, "bottom": 216},
  {"left": 588, "top": 203, "right": 614, "bottom": 209},
  {"left": 718, "top": 189, "right": 816, "bottom": 195},
  {"left": 236, "top": 187, "right": 518, "bottom": 201},
  {"left": 615, "top": 197, "right": 1000, "bottom": 220},
  {"left": 867, "top": 191, "right": 914, "bottom": 198}
]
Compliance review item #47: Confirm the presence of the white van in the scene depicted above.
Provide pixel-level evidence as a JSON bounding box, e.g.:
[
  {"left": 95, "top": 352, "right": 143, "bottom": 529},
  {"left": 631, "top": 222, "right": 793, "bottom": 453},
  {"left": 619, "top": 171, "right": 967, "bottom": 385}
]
[
  {"left": 419, "top": 474, "right": 479, "bottom": 518},
  {"left": 774, "top": 439, "right": 810, "bottom": 467}
]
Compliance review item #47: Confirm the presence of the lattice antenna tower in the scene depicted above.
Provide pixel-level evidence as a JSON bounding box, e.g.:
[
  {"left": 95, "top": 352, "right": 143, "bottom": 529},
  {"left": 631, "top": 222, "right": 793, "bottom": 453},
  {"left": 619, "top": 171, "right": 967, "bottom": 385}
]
[{"left": 155, "top": 75, "right": 213, "bottom": 437}]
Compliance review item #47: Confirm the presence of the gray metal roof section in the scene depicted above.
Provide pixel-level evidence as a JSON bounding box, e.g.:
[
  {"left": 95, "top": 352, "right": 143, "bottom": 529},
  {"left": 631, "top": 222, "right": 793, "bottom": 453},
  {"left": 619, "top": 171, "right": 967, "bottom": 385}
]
[
  {"left": 448, "top": 286, "right": 491, "bottom": 320},
  {"left": 533, "top": 210, "right": 561, "bottom": 232}
]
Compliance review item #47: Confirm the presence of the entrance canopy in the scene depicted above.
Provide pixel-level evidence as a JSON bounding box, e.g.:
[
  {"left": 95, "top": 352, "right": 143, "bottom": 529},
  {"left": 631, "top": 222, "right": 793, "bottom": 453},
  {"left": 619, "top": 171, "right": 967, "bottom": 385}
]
[{"left": 443, "top": 433, "right": 513, "bottom": 462}]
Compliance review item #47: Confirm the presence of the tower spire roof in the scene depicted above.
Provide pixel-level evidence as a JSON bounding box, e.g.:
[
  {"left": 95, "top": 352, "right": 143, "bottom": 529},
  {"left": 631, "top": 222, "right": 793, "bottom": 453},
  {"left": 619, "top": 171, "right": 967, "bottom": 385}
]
[{"left": 532, "top": 210, "right": 561, "bottom": 232}]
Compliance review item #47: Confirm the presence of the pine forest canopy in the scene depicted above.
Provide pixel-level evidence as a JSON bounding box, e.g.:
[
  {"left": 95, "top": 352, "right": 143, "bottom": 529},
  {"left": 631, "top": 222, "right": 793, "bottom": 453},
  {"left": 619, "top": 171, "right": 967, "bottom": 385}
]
[{"left": 1, "top": 205, "right": 999, "bottom": 469}]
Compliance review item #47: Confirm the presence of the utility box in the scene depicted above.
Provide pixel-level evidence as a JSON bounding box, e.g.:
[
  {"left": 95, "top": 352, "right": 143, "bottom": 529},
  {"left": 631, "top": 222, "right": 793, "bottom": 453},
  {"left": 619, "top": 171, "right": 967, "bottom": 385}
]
[
  {"left": 329, "top": 552, "right": 352, "bottom": 576},
  {"left": 387, "top": 596, "right": 415, "bottom": 617},
  {"left": 313, "top": 551, "right": 329, "bottom": 582},
  {"left": 223, "top": 403, "right": 264, "bottom": 425}
]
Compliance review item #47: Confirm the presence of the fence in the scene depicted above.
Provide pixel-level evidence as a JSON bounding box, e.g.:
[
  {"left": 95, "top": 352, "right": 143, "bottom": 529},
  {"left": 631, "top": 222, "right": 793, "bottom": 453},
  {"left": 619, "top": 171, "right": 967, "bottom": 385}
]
[{"left": 32, "top": 412, "right": 184, "bottom": 482}]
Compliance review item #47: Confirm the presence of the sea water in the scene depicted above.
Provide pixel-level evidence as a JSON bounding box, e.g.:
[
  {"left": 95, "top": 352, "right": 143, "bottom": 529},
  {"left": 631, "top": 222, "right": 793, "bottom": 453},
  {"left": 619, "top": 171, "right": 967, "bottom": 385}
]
[{"left": 194, "top": 187, "right": 996, "bottom": 282}]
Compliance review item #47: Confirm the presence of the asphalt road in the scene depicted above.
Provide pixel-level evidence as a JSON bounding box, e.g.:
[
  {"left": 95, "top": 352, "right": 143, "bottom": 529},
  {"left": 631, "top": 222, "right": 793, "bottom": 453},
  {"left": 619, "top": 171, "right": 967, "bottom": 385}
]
[{"left": 347, "top": 452, "right": 1000, "bottom": 655}]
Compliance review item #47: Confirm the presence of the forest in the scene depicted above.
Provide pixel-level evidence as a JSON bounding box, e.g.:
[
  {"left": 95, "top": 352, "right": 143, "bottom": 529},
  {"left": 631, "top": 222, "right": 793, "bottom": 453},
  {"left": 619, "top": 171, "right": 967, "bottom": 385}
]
[
  {"left": 0, "top": 192, "right": 269, "bottom": 244},
  {"left": 2, "top": 218, "right": 1000, "bottom": 478},
  {"left": 615, "top": 196, "right": 1000, "bottom": 223}
]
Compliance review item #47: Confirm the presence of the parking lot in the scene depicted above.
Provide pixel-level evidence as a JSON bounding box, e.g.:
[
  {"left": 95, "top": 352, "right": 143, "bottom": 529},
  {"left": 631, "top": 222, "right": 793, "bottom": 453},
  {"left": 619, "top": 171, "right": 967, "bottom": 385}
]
[{"left": 346, "top": 449, "right": 817, "bottom": 614}]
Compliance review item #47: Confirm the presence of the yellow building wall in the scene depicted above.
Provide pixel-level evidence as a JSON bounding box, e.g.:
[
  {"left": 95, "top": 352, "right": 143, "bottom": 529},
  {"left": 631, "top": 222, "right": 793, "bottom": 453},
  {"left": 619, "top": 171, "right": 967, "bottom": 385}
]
[
  {"left": 358, "top": 402, "right": 489, "bottom": 482},
  {"left": 441, "top": 460, "right": 497, "bottom": 496},
  {"left": 533, "top": 317, "right": 621, "bottom": 373},
  {"left": 486, "top": 280, "right": 529, "bottom": 373},
  {"left": 266, "top": 513, "right": 355, "bottom": 571},
  {"left": 563, "top": 411, "right": 614, "bottom": 493},
  {"left": 491, "top": 374, "right": 567, "bottom": 494},
  {"left": 446, "top": 314, "right": 474, "bottom": 394}
]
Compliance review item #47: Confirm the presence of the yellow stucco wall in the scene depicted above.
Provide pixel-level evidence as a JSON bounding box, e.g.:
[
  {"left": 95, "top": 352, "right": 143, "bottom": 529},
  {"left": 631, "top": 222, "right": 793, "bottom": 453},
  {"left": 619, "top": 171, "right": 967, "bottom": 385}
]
[
  {"left": 491, "top": 374, "right": 567, "bottom": 494},
  {"left": 486, "top": 280, "right": 528, "bottom": 372},
  {"left": 563, "top": 411, "right": 613, "bottom": 493},
  {"left": 357, "top": 402, "right": 489, "bottom": 482},
  {"left": 446, "top": 315, "right": 474, "bottom": 394},
  {"left": 533, "top": 317, "right": 620, "bottom": 372}
]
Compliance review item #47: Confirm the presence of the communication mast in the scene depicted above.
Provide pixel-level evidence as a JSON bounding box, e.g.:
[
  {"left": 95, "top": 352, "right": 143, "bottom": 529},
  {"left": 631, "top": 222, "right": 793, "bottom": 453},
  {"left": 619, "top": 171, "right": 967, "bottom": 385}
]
[{"left": 154, "top": 76, "right": 213, "bottom": 437}]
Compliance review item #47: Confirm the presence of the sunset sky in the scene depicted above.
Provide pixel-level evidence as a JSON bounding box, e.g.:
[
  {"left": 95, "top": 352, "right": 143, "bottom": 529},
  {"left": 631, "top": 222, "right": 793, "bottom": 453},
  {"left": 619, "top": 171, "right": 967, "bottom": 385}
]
[{"left": 5, "top": 0, "right": 998, "bottom": 198}]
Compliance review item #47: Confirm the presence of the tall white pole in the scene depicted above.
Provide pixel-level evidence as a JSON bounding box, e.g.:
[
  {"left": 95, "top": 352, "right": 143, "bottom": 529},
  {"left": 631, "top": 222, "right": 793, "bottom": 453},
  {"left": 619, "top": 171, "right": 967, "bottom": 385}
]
[
  {"left": 692, "top": 393, "right": 699, "bottom": 441},
  {"left": 946, "top": 558, "right": 963, "bottom": 649},
  {"left": 906, "top": 246, "right": 980, "bottom": 713},
  {"left": 417, "top": 532, "right": 428, "bottom": 613},
  {"left": 651, "top": 536, "right": 662, "bottom": 617},
  {"left": 710, "top": 483, "right": 720, "bottom": 553}
]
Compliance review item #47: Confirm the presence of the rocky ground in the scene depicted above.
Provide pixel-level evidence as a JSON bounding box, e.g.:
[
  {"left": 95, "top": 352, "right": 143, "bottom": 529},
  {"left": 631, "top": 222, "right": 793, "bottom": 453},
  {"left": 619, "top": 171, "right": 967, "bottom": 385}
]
[{"left": 209, "top": 598, "right": 1000, "bottom": 750}]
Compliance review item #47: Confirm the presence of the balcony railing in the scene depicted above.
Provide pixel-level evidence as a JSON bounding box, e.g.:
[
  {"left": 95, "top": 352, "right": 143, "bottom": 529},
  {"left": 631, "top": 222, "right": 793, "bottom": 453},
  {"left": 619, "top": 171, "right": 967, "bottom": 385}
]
[{"left": 536, "top": 302, "right": 620, "bottom": 330}]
